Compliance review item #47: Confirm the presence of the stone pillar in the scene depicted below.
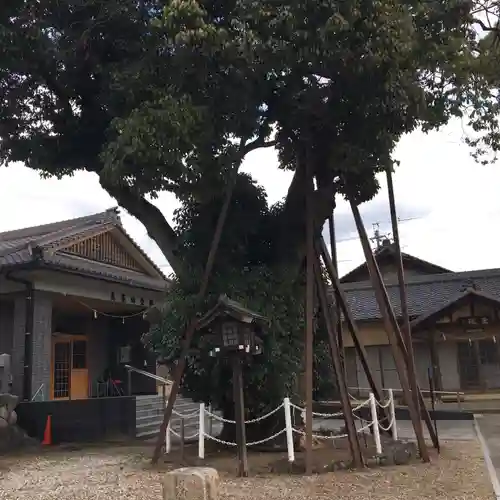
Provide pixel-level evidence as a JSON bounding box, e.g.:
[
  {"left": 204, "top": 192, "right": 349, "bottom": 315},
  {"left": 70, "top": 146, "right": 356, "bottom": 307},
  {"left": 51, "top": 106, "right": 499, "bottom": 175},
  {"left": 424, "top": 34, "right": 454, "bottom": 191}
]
[
  {"left": 31, "top": 291, "right": 52, "bottom": 400},
  {"left": 11, "top": 295, "right": 26, "bottom": 397},
  {"left": 10, "top": 291, "right": 52, "bottom": 400}
]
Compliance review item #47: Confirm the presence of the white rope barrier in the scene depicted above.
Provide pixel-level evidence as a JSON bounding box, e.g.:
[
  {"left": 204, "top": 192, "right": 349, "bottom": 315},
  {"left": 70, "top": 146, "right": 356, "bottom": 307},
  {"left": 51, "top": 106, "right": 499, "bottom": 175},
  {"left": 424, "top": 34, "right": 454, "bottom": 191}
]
[
  {"left": 172, "top": 408, "right": 200, "bottom": 418},
  {"left": 163, "top": 391, "right": 398, "bottom": 462}
]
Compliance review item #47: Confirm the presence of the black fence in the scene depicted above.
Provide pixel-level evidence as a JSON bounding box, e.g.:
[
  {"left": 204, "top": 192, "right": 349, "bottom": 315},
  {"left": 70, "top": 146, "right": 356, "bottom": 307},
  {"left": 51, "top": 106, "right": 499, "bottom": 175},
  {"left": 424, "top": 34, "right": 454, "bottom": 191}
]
[{"left": 16, "top": 396, "right": 137, "bottom": 444}]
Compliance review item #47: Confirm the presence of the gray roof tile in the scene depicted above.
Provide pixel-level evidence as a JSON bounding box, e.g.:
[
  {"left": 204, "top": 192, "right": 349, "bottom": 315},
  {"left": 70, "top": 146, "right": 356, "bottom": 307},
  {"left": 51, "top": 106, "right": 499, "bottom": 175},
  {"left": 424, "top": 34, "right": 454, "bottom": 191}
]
[
  {"left": 341, "top": 268, "right": 500, "bottom": 320},
  {"left": 0, "top": 208, "right": 169, "bottom": 290}
]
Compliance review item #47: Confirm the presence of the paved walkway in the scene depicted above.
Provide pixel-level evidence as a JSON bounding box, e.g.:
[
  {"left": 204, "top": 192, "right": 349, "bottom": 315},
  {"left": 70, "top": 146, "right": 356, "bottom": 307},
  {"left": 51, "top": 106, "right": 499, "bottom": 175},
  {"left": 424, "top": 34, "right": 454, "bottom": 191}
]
[
  {"left": 314, "top": 418, "right": 476, "bottom": 441},
  {"left": 475, "top": 415, "right": 500, "bottom": 499}
]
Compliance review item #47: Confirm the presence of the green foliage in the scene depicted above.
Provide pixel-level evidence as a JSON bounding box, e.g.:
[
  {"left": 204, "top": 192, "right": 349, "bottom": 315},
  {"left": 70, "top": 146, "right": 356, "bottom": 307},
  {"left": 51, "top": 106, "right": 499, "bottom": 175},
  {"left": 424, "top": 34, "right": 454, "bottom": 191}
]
[
  {"left": 2, "top": 0, "right": 498, "bottom": 203},
  {"left": 2, "top": 0, "right": 499, "bottom": 416},
  {"left": 146, "top": 174, "right": 336, "bottom": 412}
]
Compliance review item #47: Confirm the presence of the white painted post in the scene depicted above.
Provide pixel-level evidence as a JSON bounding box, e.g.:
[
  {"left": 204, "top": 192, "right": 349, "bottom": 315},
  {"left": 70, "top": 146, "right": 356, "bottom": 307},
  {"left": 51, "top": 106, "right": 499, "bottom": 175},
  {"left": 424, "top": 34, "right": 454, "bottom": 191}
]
[
  {"left": 389, "top": 388, "right": 398, "bottom": 441},
  {"left": 198, "top": 402, "right": 205, "bottom": 459},
  {"left": 166, "top": 422, "right": 171, "bottom": 454},
  {"left": 283, "top": 397, "right": 295, "bottom": 463},
  {"left": 369, "top": 392, "right": 382, "bottom": 455}
]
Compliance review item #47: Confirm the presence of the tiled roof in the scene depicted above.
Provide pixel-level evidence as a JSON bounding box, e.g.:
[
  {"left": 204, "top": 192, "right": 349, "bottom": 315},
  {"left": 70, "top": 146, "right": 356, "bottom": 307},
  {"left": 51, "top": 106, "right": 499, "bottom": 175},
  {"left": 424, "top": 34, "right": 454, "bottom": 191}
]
[
  {"left": 340, "top": 242, "right": 451, "bottom": 283},
  {"left": 0, "top": 208, "right": 169, "bottom": 291},
  {"left": 341, "top": 268, "right": 500, "bottom": 321}
]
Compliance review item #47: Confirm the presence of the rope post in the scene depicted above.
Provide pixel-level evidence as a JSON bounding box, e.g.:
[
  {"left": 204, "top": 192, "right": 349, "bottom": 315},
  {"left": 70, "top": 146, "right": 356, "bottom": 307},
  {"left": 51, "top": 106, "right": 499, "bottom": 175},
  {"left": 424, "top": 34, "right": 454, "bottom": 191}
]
[
  {"left": 369, "top": 392, "right": 382, "bottom": 455},
  {"left": 389, "top": 389, "right": 398, "bottom": 441},
  {"left": 180, "top": 418, "right": 185, "bottom": 460},
  {"left": 283, "top": 398, "right": 295, "bottom": 463},
  {"left": 208, "top": 403, "right": 213, "bottom": 437},
  {"left": 199, "top": 403, "right": 205, "bottom": 459},
  {"left": 166, "top": 422, "right": 171, "bottom": 454}
]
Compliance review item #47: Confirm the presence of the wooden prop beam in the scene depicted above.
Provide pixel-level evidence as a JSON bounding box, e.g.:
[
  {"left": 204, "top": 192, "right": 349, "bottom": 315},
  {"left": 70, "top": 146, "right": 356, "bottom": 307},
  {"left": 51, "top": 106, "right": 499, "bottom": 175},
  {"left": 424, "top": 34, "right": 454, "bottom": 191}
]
[
  {"left": 232, "top": 356, "right": 249, "bottom": 477},
  {"left": 349, "top": 200, "right": 430, "bottom": 462},
  {"left": 386, "top": 168, "right": 421, "bottom": 416},
  {"left": 369, "top": 255, "right": 439, "bottom": 450},
  {"left": 317, "top": 238, "right": 392, "bottom": 433},
  {"left": 151, "top": 168, "right": 239, "bottom": 465},
  {"left": 304, "top": 160, "right": 315, "bottom": 476},
  {"left": 314, "top": 254, "right": 364, "bottom": 468},
  {"left": 328, "top": 213, "right": 345, "bottom": 371}
]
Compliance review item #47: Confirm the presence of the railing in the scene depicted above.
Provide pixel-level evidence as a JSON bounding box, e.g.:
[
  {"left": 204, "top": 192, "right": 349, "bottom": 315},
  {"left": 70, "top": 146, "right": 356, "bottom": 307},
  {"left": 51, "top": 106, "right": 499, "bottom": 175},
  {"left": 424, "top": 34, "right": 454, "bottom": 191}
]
[
  {"left": 124, "top": 364, "right": 173, "bottom": 407},
  {"left": 346, "top": 387, "right": 465, "bottom": 410},
  {"left": 165, "top": 391, "right": 398, "bottom": 464},
  {"left": 124, "top": 364, "right": 173, "bottom": 386},
  {"left": 31, "top": 383, "right": 45, "bottom": 402}
]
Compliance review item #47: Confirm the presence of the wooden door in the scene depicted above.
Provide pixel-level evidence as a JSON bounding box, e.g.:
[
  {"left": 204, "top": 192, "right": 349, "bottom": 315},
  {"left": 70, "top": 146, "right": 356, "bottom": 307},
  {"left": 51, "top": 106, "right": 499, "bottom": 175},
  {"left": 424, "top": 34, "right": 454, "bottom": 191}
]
[
  {"left": 457, "top": 341, "right": 481, "bottom": 390},
  {"left": 70, "top": 339, "right": 88, "bottom": 400},
  {"left": 51, "top": 336, "right": 88, "bottom": 400},
  {"left": 52, "top": 339, "right": 71, "bottom": 399}
]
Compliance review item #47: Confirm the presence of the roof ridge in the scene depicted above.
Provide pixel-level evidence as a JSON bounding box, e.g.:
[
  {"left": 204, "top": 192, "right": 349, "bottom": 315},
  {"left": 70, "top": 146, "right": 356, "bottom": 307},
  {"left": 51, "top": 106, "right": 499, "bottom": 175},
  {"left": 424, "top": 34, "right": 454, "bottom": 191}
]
[
  {"left": 0, "top": 207, "right": 120, "bottom": 242},
  {"left": 340, "top": 267, "right": 500, "bottom": 291}
]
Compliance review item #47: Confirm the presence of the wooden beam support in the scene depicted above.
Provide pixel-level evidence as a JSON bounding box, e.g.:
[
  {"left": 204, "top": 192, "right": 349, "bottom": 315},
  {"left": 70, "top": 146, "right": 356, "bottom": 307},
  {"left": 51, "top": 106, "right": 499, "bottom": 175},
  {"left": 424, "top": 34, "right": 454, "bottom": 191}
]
[
  {"left": 313, "top": 252, "right": 364, "bottom": 469},
  {"left": 151, "top": 167, "right": 239, "bottom": 465},
  {"left": 386, "top": 167, "right": 421, "bottom": 417},
  {"left": 317, "top": 238, "right": 392, "bottom": 432},
  {"left": 349, "top": 200, "right": 431, "bottom": 462},
  {"left": 328, "top": 213, "right": 345, "bottom": 372},
  {"left": 232, "top": 355, "right": 249, "bottom": 477},
  {"left": 367, "top": 244, "right": 440, "bottom": 450},
  {"left": 304, "top": 157, "right": 314, "bottom": 476}
]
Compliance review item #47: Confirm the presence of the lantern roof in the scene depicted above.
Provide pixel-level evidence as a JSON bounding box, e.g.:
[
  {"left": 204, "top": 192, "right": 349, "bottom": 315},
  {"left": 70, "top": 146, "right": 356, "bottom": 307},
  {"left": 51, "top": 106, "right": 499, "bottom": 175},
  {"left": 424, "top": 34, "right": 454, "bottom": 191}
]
[{"left": 196, "top": 294, "right": 269, "bottom": 331}]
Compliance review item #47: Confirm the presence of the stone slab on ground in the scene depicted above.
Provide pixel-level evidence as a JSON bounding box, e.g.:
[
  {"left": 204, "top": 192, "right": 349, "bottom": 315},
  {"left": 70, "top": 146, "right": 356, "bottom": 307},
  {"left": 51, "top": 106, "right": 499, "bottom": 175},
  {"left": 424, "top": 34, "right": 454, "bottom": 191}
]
[{"left": 163, "top": 467, "right": 219, "bottom": 500}]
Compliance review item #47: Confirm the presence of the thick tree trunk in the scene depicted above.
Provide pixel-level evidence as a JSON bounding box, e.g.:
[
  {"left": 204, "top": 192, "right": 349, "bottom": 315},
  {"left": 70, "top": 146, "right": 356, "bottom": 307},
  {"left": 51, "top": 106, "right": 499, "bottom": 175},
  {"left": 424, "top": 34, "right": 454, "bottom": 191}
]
[{"left": 99, "top": 176, "right": 183, "bottom": 275}]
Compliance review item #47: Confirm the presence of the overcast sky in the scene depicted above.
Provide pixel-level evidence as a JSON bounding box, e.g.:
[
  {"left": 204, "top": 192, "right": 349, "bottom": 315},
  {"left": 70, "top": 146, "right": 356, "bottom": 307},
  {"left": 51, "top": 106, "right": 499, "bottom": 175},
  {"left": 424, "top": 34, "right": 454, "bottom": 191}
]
[{"left": 1, "top": 118, "right": 499, "bottom": 278}]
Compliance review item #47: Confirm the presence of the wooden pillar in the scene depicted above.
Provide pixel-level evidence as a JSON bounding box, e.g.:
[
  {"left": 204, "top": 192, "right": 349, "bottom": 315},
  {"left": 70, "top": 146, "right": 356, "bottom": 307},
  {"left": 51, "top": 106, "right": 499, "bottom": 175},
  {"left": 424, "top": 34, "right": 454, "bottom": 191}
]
[{"left": 428, "top": 331, "right": 443, "bottom": 392}]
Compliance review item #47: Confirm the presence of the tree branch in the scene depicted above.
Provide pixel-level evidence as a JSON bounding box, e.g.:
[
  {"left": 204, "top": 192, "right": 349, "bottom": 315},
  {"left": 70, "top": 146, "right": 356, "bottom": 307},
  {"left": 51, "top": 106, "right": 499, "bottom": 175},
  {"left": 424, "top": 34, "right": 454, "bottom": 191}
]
[{"left": 99, "top": 177, "right": 183, "bottom": 276}]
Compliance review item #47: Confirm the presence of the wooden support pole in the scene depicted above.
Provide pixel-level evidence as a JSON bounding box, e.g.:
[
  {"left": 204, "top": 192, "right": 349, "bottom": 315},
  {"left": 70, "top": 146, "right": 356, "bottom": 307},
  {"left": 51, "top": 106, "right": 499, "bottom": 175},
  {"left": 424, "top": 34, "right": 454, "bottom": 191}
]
[
  {"left": 304, "top": 158, "right": 314, "bottom": 476},
  {"left": 317, "top": 238, "right": 392, "bottom": 433},
  {"left": 349, "top": 200, "right": 430, "bottom": 462},
  {"left": 232, "top": 356, "right": 249, "bottom": 477},
  {"left": 314, "top": 254, "right": 364, "bottom": 468},
  {"left": 386, "top": 167, "right": 421, "bottom": 418},
  {"left": 152, "top": 167, "right": 239, "bottom": 465},
  {"left": 356, "top": 229, "right": 439, "bottom": 450},
  {"left": 328, "top": 213, "right": 345, "bottom": 371}
]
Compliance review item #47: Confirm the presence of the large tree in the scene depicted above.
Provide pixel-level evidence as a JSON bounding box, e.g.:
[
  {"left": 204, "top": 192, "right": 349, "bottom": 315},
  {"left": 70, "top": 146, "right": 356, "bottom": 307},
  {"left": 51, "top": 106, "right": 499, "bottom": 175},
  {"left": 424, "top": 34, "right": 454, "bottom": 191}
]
[{"left": 1, "top": 0, "right": 499, "bottom": 435}]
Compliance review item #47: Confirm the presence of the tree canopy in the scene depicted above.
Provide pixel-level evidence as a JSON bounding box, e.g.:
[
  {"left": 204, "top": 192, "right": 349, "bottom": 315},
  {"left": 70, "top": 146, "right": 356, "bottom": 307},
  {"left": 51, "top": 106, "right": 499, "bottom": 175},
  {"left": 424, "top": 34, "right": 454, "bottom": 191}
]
[
  {"left": 1, "top": 0, "right": 499, "bottom": 424},
  {"left": 2, "top": 0, "right": 499, "bottom": 277}
]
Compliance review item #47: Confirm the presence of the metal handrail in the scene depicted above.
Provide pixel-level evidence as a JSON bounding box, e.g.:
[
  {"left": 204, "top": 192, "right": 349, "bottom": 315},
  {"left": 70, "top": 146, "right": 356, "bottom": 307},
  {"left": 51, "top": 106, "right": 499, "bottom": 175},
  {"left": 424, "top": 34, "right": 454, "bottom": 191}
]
[
  {"left": 124, "top": 364, "right": 172, "bottom": 385},
  {"left": 31, "top": 383, "right": 44, "bottom": 401}
]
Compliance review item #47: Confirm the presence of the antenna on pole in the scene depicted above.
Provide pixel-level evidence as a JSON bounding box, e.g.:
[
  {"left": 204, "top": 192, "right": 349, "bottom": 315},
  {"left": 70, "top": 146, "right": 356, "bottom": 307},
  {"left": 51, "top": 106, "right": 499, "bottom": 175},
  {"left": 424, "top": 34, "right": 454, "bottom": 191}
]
[{"left": 371, "top": 223, "right": 381, "bottom": 250}]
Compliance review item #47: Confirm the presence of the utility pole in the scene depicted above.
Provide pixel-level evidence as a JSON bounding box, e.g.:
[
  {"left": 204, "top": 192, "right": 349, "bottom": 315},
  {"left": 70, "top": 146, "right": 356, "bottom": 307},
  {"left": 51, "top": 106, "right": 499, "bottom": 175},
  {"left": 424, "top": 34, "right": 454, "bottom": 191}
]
[{"left": 371, "top": 223, "right": 383, "bottom": 250}]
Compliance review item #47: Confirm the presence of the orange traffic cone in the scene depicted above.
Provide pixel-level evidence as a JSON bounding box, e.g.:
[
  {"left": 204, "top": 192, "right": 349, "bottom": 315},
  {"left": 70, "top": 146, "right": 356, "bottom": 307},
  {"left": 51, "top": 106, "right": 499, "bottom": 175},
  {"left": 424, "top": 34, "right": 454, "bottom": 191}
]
[{"left": 41, "top": 415, "right": 52, "bottom": 445}]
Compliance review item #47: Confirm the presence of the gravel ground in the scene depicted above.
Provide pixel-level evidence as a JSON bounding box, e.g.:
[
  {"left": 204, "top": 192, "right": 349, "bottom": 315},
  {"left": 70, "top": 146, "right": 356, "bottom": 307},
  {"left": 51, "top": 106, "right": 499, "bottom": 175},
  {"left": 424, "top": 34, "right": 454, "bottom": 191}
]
[{"left": 0, "top": 441, "right": 494, "bottom": 500}]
